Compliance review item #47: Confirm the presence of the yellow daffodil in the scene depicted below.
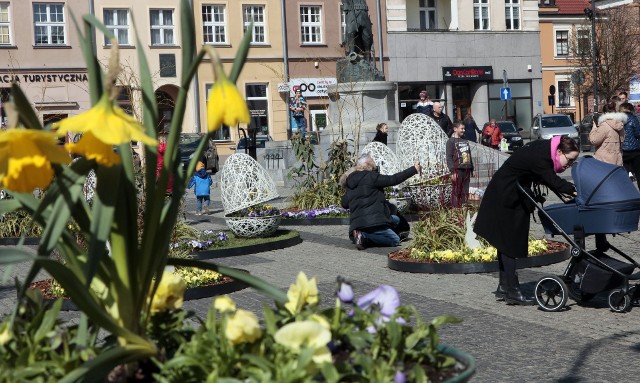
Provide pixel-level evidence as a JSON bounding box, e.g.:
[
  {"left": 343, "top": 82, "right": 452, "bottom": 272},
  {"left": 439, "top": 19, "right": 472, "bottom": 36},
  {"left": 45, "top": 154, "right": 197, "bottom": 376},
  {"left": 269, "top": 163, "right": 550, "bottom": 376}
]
[
  {"left": 214, "top": 295, "right": 236, "bottom": 313},
  {"left": 225, "top": 309, "right": 261, "bottom": 345},
  {"left": 206, "top": 76, "right": 250, "bottom": 132},
  {"left": 0, "top": 323, "right": 12, "bottom": 346},
  {"left": 274, "top": 321, "right": 332, "bottom": 365},
  {"left": 54, "top": 93, "right": 157, "bottom": 147},
  {"left": 0, "top": 128, "right": 70, "bottom": 192},
  {"left": 150, "top": 272, "right": 186, "bottom": 313},
  {"left": 284, "top": 272, "right": 319, "bottom": 315},
  {"left": 65, "top": 132, "right": 121, "bottom": 167}
]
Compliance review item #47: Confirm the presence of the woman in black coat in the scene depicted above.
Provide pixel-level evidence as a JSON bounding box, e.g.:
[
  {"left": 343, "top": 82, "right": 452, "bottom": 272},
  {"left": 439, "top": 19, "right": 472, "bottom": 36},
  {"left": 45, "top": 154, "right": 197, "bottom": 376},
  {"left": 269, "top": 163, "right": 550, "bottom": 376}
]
[
  {"left": 373, "top": 123, "right": 388, "bottom": 145},
  {"left": 474, "top": 136, "right": 578, "bottom": 305},
  {"left": 340, "top": 154, "right": 420, "bottom": 250}
]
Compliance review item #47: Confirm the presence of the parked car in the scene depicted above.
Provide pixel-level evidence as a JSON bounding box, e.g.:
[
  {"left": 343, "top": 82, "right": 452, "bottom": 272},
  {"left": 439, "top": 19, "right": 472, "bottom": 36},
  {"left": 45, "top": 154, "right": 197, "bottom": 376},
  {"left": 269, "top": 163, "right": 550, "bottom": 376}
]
[
  {"left": 230, "top": 135, "right": 273, "bottom": 154},
  {"left": 531, "top": 113, "right": 579, "bottom": 145},
  {"left": 578, "top": 113, "right": 596, "bottom": 152},
  {"left": 496, "top": 121, "right": 524, "bottom": 151},
  {"left": 178, "top": 133, "right": 219, "bottom": 174}
]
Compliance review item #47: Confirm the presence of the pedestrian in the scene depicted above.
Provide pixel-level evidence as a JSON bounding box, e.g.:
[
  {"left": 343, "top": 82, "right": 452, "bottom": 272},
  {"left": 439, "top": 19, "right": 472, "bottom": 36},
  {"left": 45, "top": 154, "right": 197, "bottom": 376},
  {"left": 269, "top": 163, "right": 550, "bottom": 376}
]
[
  {"left": 415, "top": 91, "right": 433, "bottom": 115},
  {"left": 373, "top": 122, "right": 388, "bottom": 145},
  {"left": 619, "top": 91, "right": 628, "bottom": 104},
  {"left": 482, "top": 119, "right": 503, "bottom": 149},
  {"left": 188, "top": 161, "right": 213, "bottom": 215},
  {"left": 446, "top": 121, "right": 474, "bottom": 207},
  {"left": 429, "top": 101, "right": 454, "bottom": 136},
  {"left": 290, "top": 89, "right": 307, "bottom": 138},
  {"left": 589, "top": 101, "right": 626, "bottom": 166},
  {"left": 462, "top": 113, "right": 482, "bottom": 143},
  {"left": 620, "top": 102, "right": 640, "bottom": 187},
  {"left": 474, "top": 136, "right": 578, "bottom": 305},
  {"left": 340, "top": 154, "right": 421, "bottom": 250}
]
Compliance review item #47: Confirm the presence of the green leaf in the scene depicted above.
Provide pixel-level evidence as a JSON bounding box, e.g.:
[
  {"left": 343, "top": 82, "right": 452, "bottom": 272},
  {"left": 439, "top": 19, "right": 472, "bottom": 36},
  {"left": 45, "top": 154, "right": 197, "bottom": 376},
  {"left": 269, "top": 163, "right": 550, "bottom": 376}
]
[
  {"left": 431, "top": 315, "right": 462, "bottom": 329},
  {"left": 229, "top": 24, "right": 253, "bottom": 84},
  {"left": 60, "top": 344, "right": 155, "bottom": 383},
  {"left": 70, "top": 13, "right": 103, "bottom": 104},
  {"left": 34, "top": 299, "right": 62, "bottom": 343},
  {"left": 0, "top": 248, "right": 36, "bottom": 264},
  {"left": 82, "top": 14, "right": 116, "bottom": 43},
  {"left": 10, "top": 83, "right": 43, "bottom": 130},
  {"left": 320, "top": 363, "right": 341, "bottom": 383},
  {"left": 179, "top": 0, "right": 196, "bottom": 80},
  {"left": 0, "top": 199, "right": 21, "bottom": 214},
  {"left": 167, "top": 258, "right": 287, "bottom": 303}
]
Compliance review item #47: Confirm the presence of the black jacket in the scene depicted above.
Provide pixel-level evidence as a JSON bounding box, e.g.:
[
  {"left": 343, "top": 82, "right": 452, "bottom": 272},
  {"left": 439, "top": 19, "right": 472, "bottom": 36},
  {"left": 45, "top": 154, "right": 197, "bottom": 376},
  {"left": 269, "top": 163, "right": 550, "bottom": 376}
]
[
  {"left": 429, "top": 112, "right": 454, "bottom": 137},
  {"left": 341, "top": 167, "right": 418, "bottom": 232},
  {"left": 474, "top": 140, "right": 575, "bottom": 257},
  {"left": 373, "top": 131, "right": 387, "bottom": 145}
]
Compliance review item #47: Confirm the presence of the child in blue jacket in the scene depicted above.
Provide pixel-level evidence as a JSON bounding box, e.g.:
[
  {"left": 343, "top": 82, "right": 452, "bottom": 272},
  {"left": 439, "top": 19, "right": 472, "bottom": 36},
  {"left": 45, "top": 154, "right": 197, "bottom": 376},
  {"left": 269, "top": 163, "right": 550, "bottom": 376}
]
[{"left": 188, "top": 161, "right": 213, "bottom": 215}]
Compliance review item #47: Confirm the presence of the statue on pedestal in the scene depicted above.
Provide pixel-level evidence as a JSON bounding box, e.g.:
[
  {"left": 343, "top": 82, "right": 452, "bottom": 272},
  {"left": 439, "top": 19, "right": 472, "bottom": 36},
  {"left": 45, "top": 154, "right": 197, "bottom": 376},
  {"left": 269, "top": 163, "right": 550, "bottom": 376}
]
[{"left": 342, "top": 0, "right": 373, "bottom": 60}]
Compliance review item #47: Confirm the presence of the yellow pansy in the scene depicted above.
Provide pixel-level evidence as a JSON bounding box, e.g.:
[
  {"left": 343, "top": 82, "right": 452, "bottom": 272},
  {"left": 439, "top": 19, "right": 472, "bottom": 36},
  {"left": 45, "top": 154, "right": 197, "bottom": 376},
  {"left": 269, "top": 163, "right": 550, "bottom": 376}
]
[
  {"left": 54, "top": 93, "right": 157, "bottom": 147},
  {"left": 206, "top": 76, "right": 250, "bottom": 132},
  {"left": 225, "top": 309, "right": 262, "bottom": 345},
  {"left": 284, "top": 272, "right": 319, "bottom": 315},
  {"left": 0, "top": 128, "right": 70, "bottom": 192},
  {"left": 65, "top": 132, "right": 121, "bottom": 167},
  {"left": 150, "top": 272, "right": 186, "bottom": 313},
  {"left": 274, "top": 321, "right": 332, "bottom": 365},
  {"left": 214, "top": 295, "right": 236, "bottom": 313}
]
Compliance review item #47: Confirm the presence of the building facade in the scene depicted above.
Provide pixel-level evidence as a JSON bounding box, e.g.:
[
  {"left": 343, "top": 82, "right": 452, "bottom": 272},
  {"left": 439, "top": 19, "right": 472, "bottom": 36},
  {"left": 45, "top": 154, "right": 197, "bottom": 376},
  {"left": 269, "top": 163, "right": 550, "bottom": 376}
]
[
  {"left": 0, "top": 0, "right": 91, "bottom": 132},
  {"left": 386, "top": 0, "right": 542, "bottom": 136}
]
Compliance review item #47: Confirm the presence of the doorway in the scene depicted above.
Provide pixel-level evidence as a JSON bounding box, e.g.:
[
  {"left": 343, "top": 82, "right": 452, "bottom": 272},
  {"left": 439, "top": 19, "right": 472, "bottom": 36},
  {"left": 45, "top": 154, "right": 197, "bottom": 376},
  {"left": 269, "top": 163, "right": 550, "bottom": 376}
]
[{"left": 452, "top": 84, "right": 470, "bottom": 121}]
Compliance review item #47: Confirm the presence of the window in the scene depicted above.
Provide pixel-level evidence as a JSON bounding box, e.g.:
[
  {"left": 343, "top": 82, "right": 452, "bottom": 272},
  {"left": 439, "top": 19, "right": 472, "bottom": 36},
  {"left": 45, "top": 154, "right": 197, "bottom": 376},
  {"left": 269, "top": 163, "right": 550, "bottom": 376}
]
[
  {"left": 0, "top": 3, "right": 10, "bottom": 45},
  {"left": 419, "top": 0, "right": 437, "bottom": 30},
  {"left": 103, "top": 9, "right": 129, "bottom": 45},
  {"left": 555, "top": 30, "right": 569, "bottom": 56},
  {"left": 558, "top": 80, "right": 571, "bottom": 107},
  {"left": 243, "top": 5, "right": 266, "bottom": 43},
  {"left": 505, "top": 0, "right": 520, "bottom": 30},
  {"left": 300, "top": 6, "right": 322, "bottom": 44},
  {"left": 577, "top": 29, "right": 590, "bottom": 56},
  {"left": 33, "top": 3, "right": 65, "bottom": 45},
  {"left": 202, "top": 4, "right": 226, "bottom": 44},
  {"left": 473, "top": 0, "right": 489, "bottom": 30},
  {"left": 150, "top": 9, "right": 174, "bottom": 45},
  {"left": 205, "top": 83, "right": 231, "bottom": 140}
]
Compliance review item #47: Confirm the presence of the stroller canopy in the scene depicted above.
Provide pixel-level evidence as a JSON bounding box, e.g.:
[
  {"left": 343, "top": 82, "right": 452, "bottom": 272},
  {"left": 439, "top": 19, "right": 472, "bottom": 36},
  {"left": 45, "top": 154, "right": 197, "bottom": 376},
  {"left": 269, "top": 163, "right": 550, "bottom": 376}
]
[{"left": 572, "top": 156, "right": 640, "bottom": 207}]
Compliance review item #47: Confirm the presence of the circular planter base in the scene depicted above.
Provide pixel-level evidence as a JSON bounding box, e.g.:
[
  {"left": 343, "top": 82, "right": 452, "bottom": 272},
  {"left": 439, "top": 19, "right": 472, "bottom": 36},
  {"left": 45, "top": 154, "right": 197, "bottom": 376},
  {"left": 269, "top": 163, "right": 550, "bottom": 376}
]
[
  {"left": 0, "top": 237, "right": 40, "bottom": 246},
  {"left": 194, "top": 230, "right": 302, "bottom": 259},
  {"left": 388, "top": 242, "right": 570, "bottom": 274}
]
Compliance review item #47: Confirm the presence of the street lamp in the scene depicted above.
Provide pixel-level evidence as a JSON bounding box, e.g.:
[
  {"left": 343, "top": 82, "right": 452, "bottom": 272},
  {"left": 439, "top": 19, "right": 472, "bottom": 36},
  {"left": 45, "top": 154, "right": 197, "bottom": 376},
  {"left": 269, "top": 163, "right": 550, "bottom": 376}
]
[{"left": 584, "top": 2, "right": 598, "bottom": 112}]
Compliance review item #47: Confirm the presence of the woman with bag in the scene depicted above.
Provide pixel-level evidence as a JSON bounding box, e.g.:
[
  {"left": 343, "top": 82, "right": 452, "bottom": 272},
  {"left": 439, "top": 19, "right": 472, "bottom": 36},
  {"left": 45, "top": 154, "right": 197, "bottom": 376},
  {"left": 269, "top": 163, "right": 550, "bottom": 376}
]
[
  {"left": 482, "top": 119, "right": 503, "bottom": 149},
  {"left": 589, "top": 101, "right": 626, "bottom": 166}
]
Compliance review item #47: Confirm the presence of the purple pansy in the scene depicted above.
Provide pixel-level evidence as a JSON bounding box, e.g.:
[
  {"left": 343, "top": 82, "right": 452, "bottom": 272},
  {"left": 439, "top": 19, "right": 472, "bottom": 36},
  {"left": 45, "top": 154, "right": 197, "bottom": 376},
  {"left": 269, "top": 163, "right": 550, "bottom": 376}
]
[
  {"left": 394, "top": 370, "right": 406, "bottom": 383},
  {"left": 356, "top": 285, "right": 400, "bottom": 318},
  {"left": 336, "top": 278, "right": 354, "bottom": 303}
]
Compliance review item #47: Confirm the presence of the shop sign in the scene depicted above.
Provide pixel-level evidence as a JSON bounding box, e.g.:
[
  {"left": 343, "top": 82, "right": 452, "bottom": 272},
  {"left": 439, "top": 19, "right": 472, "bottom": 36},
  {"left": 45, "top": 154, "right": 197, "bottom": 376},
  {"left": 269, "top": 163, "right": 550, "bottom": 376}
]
[
  {"left": 277, "top": 77, "right": 337, "bottom": 97},
  {"left": 630, "top": 77, "right": 640, "bottom": 102},
  {"left": 0, "top": 73, "right": 88, "bottom": 84},
  {"left": 442, "top": 66, "right": 493, "bottom": 82}
]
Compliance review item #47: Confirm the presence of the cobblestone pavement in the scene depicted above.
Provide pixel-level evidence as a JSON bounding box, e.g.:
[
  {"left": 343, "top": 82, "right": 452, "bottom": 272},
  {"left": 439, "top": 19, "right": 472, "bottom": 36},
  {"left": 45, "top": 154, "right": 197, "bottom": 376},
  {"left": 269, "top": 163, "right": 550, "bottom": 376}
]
[{"left": 3, "top": 184, "right": 640, "bottom": 382}]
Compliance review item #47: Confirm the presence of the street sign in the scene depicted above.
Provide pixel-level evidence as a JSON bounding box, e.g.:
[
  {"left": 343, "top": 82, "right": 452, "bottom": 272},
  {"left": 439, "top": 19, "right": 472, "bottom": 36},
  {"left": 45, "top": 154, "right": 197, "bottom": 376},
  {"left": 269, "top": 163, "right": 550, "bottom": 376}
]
[
  {"left": 500, "top": 87, "right": 511, "bottom": 101},
  {"left": 548, "top": 95, "right": 555, "bottom": 106}
]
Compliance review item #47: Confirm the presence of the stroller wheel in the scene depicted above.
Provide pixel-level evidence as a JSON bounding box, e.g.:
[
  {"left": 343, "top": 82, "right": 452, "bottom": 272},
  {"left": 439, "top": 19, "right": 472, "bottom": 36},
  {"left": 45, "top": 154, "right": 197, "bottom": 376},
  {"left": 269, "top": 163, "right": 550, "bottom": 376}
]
[
  {"left": 535, "top": 275, "right": 568, "bottom": 312},
  {"left": 608, "top": 289, "right": 631, "bottom": 313}
]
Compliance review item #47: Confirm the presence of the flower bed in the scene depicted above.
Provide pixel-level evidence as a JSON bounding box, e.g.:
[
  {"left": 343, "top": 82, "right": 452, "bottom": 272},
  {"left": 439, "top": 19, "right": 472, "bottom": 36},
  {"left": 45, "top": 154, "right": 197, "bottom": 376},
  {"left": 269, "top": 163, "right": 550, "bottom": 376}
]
[
  {"left": 281, "top": 205, "right": 350, "bottom": 225},
  {"left": 224, "top": 203, "right": 282, "bottom": 237}
]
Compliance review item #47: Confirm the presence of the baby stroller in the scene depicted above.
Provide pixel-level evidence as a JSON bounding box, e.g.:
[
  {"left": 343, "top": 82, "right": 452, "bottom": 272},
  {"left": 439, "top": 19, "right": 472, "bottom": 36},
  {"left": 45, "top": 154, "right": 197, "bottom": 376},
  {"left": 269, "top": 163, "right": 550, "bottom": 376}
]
[{"left": 518, "top": 156, "right": 640, "bottom": 312}]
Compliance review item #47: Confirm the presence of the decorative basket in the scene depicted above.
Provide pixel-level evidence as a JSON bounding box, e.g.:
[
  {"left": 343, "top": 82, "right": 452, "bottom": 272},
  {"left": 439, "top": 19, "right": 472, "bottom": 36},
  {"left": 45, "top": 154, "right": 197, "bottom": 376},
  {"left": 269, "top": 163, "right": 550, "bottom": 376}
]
[
  {"left": 224, "top": 215, "right": 282, "bottom": 238},
  {"left": 407, "top": 183, "right": 452, "bottom": 210},
  {"left": 389, "top": 197, "right": 412, "bottom": 214}
]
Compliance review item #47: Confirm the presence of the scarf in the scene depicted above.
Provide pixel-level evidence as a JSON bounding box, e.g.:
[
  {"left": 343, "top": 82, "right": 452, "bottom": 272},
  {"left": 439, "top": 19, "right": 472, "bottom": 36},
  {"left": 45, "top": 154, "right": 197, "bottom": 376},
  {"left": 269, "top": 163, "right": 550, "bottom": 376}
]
[{"left": 550, "top": 136, "right": 564, "bottom": 173}]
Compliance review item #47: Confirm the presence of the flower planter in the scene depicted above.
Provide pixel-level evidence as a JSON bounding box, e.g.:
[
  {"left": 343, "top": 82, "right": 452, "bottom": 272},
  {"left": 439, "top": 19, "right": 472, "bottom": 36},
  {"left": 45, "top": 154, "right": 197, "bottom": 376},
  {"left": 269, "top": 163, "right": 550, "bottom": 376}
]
[
  {"left": 388, "top": 241, "right": 570, "bottom": 274},
  {"left": 281, "top": 216, "right": 350, "bottom": 226},
  {"left": 194, "top": 230, "right": 302, "bottom": 259},
  {"left": 407, "top": 183, "right": 452, "bottom": 210},
  {"left": 392, "top": 197, "right": 412, "bottom": 214},
  {"left": 224, "top": 214, "right": 282, "bottom": 238},
  {"left": 0, "top": 237, "right": 40, "bottom": 246},
  {"left": 439, "top": 344, "right": 476, "bottom": 383}
]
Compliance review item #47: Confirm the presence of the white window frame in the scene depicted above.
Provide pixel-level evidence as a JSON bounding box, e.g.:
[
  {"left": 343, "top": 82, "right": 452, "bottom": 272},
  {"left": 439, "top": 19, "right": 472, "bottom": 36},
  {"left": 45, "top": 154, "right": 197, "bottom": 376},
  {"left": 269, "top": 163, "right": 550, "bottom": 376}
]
[
  {"left": 310, "top": 109, "right": 327, "bottom": 132},
  {"left": 554, "top": 29, "right": 569, "bottom": 57},
  {"left": 103, "top": 8, "right": 130, "bottom": 46},
  {"left": 202, "top": 4, "right": 227, "bottom": 44},
  {"left": 0, "top": 3, "right": 10, "bottom": 45},
  {"left": 473, "top": 0, "right": 489, "bottom": 30},
  {"left": 150, "top": 9, "right": 175, "bottom": 46},
  {"left": 300, "top": 5, "right": 322, "bottom": 44},
  {"left": 505, "top": 0, "right": 520, "bottom": 30},
  {"left": 419, "top": 0, "right": 437, "bottom": 30},
  {"left": 556, "top": 77, "right": 574, "bottom": 108},
  {"left": 243, "top": 5, "right": 267, "bottom": 44},
  {"left": 33, "top": 3, "right": 66, "bottom": 45}
]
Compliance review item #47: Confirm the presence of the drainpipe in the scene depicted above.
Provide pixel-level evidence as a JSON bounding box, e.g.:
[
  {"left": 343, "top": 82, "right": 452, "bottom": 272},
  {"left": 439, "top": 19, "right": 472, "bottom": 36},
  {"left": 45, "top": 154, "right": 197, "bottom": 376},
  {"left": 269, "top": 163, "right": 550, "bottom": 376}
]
[
  {"left": 375, "top": 0, "right": 384, "bottom": 77},
  {"left": 88, "top": 0, "right": 96, "bottom": 55},
  {"left": 190, "top": 0, "right": 201, "bottom": 133},
  {"left": 281, "top": 0, "right": 291, "bottom": 137}
]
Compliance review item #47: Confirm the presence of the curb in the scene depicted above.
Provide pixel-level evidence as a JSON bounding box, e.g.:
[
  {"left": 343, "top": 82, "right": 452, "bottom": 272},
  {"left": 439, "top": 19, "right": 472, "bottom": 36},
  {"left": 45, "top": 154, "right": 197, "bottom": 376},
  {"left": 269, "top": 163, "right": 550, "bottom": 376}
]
[{"left": 193, "top": 231, "right": 302, "bottom": 259}]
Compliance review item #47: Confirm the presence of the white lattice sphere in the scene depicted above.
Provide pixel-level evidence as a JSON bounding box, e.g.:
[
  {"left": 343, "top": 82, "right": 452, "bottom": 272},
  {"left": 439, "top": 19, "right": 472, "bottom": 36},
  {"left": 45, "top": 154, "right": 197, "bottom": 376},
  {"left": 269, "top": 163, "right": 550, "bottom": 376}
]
[
  {"left": 224, "top": 215, "right": 282, "bottom": 238},
  {"left": 360, "top": 141, "right": 400, "bottom": 176},
  {"left": 396, "top": 113, "right": 449, "bottom": 182},
  {"left": 220, "top": 153, "right": 279, "bottom": 214},
  {"left": 407, "top": 183, "right": 452, "bottom": 210}
]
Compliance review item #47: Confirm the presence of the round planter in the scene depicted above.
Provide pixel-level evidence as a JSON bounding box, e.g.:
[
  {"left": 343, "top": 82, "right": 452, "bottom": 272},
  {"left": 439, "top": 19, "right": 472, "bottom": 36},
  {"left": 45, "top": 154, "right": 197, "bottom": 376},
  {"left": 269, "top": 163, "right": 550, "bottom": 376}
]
[
  {"left": 388, "top": 243, "right": 570, "bottom": 274},
  {"left": 407, "top": 183, "right": 452, "bottom": 210},
  {"left": 224, "top": 215, "right": 282, "bottom": 238},
  {"left": 439, "top": 344, "right": 476, "bottom": 383},
  {"left": 281, "top": 216, "right": 350, "bottom": 226},
  {"left": 194, "top": 230, "right": 302, "bottom": 259},
  {"left": 393, "top": 197, "right": 412, "bottom": 214},
  {"left": 0, "top": 237, "right": 40, "bottom": 246}
]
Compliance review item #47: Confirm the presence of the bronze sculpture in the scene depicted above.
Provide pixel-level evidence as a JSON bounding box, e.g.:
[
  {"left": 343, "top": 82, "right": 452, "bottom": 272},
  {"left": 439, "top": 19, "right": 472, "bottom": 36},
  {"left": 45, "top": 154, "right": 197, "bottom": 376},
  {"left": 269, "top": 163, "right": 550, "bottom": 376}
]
[{"left": 342, "top": 0, "right": 373, "bottom": 59}]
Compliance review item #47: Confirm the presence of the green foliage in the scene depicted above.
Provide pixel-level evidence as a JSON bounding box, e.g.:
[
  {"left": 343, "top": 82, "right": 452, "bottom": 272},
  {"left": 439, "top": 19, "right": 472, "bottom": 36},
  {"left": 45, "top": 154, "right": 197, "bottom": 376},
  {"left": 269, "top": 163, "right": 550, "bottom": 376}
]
[
  {"left": 0, "top": 289, "right": 98, "bottom": 382},
  {"left": 0, "top": 210, "right": 43, "bottom": 238},
  {"left": 289, "top": 183, "right": 342, "bottom": 211},
  {"left": 412, "top": 208, "right": 472, "bottom": 253}
]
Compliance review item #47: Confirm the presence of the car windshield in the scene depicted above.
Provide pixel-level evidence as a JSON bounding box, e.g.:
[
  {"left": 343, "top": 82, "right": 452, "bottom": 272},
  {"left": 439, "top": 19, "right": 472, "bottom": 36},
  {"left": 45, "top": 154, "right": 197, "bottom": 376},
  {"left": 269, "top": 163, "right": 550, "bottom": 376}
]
[
  {"left": 541, "top": 116, "right": 573, "bottom": 128},
  {"left": 179, "top": 134, "right": 202, "bottom": 144},
  {"left": 497, "top": 122, "right": 517, "bottom": 133}
]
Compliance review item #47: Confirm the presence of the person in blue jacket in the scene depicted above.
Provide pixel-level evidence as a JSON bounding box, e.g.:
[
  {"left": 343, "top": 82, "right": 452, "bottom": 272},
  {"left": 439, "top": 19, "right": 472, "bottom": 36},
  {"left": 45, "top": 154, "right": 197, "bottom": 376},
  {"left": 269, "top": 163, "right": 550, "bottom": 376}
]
[{"left": 188, "top": 161, "right": 213, "bottom": 215}]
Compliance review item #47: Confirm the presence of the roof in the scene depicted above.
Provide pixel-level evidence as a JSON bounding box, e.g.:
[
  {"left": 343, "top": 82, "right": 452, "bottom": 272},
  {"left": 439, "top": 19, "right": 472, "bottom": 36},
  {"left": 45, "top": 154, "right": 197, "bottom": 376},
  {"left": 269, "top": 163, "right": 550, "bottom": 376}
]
[{"left": 555, "top": 0, "right": 592, "bottom": 15}]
